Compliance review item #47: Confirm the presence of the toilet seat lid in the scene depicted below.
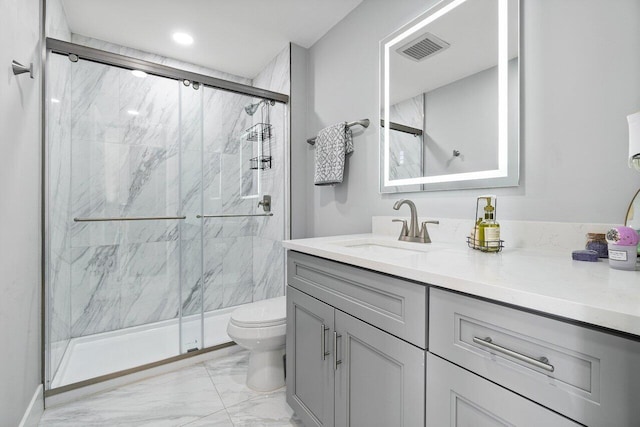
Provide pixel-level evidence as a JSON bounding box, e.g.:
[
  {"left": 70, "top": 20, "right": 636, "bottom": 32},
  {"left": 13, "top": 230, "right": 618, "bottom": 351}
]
[{"left": 230, "top": 296, "right": 286, "bottom": 328}]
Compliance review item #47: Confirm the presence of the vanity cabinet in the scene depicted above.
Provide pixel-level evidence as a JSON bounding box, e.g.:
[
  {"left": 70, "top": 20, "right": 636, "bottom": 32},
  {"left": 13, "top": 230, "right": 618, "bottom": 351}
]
[
  {"left": 285, "top": 249, "right": 640, "bottom": 426},
  {"left": 286, "top": 251, "right": 426, "bottom": 427},
  {"left": 426, "top": 353, "right": 580, "bottom": 426},
  {"left": 429, "top": 288, "right": 640, "bottom": 426}
]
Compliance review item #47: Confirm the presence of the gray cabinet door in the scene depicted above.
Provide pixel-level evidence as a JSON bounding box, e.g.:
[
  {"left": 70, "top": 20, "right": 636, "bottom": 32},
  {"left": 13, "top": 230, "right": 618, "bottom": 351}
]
[
  {"left": 334, "top": 310, "right": 425, "bottom": 427},
  {"left": 287, "top": 287, "right": 335, "bottom": 427},
  {"left": 426, "top": 353, "right": 581, "bottom": 427}
]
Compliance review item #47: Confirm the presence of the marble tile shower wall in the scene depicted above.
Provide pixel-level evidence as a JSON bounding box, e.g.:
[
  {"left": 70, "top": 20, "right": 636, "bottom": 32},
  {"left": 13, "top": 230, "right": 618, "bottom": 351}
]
[
  {"left": 48, "top": 39, "right": 290, "bottom": 342},
  {"left": 251, "top": 46, "right": 290, "bottom": 302}
]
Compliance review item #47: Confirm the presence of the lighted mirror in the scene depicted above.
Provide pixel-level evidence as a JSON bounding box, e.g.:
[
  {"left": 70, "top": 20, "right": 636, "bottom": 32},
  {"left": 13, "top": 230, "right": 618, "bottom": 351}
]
[{"left": 380, "top": 0, "right": 519, "bottom": 193}]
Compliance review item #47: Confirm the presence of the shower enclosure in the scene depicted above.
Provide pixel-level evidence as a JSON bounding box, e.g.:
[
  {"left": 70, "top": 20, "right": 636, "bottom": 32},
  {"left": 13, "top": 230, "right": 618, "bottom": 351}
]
[{"left": 45, "top": 40, "right": 289, "bottom": 391}]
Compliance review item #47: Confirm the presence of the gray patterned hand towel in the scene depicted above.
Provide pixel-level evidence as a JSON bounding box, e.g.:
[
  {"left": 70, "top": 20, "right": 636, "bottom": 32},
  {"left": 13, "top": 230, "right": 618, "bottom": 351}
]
[{"left": 314, "top": 122, "right": 353, "bottom": 185}]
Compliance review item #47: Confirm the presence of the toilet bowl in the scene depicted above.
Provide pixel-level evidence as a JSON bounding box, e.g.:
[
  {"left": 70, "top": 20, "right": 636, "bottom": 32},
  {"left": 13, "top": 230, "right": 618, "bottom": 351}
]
[{"left": 226, "top": 296, "right": 286, "bottom": 392}]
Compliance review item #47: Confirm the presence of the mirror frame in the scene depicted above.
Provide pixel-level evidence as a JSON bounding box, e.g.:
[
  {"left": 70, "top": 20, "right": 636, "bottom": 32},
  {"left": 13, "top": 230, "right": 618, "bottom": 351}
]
[{"left": 379, "top": 0, "right": 520, "bottom": 192}]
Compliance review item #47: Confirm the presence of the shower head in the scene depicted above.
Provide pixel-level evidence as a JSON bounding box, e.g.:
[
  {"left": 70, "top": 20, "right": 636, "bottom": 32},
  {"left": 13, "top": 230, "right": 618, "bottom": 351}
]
[
  {"left": 244, "top": 99, "right": 274, "bottom": 116},
  {"left": 244, "top": 102, "right": 261, "bottom": 116}
]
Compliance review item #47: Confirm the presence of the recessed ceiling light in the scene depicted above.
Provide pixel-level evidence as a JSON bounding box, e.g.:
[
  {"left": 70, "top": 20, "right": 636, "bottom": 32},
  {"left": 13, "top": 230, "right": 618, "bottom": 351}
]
[
  {"left": 172, "top": 32, "right": 194, "bottom": 46},
  {"left": 127, "top": 110, "right": 140, "bottom": 116},
  {"left": 50, "top": 98, "right": 60, "bottom": 104},
  {"left": 131, "top": 70, "right": 147, "bottom": 78}
]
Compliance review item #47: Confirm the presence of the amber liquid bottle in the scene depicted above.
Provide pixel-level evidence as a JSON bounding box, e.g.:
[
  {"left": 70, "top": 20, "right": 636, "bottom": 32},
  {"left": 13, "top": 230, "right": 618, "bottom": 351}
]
[{"left": 479, "top": 203, "right": 500, "bottom": 252}]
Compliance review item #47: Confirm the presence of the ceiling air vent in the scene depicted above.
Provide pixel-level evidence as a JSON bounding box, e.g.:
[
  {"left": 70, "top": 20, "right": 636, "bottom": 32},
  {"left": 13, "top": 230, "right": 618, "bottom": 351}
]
[{"left": 397, "top": 32, "right": 450, "bottom": 62}]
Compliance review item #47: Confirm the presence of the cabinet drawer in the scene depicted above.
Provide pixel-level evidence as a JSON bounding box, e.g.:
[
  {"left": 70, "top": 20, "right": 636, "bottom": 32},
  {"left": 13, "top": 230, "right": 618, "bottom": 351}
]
[
  {"left": 287, "top": 251, "right": 426, "bottom": 348},
  {"left": 429, "top": 288, "right": 640, "bottom": 427},
  {"left": 426, "top": 353, "right": 580, "bottom": 427}
]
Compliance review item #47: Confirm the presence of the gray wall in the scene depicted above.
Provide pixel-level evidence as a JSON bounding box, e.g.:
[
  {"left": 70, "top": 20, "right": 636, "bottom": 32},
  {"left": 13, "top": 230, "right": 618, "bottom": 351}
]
[
  {"left": 302, "top": 0, "right": 640, "bottom": 237},
  {"left": 290, "top": 44, "right": 309, "bottom": 238},
  {"left": 0, "top": 0, "right": 42, "bottom": 424}
]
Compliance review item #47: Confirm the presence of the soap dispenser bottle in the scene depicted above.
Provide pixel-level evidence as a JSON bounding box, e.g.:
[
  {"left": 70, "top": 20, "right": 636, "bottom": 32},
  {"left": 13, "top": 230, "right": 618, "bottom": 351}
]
[{"left": 479, "top": 197, "right": 500, "bottom": 252}]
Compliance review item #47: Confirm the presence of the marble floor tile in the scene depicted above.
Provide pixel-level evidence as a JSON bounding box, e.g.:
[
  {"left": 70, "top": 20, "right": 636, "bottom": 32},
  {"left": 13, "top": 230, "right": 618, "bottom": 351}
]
[
  {"left": 179, "top": 409, "right": 234, "bottom": 426},
  {"left": 203, "top": 352, "right": 264, "bottom": 408},
  {"left": 224, "top": 390, "right": 303, "bottom": 427},
  {"left": 40, "top": 350, "right": 300, "bottom": 427},
  {"left": 40, "top": 365, "right": 225, "bottom": 427}
]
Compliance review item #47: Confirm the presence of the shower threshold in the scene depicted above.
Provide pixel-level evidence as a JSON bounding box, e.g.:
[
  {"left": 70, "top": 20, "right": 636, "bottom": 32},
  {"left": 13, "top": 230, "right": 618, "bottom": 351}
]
[{"left": 50, "top": 306, "right": 237, "bottom": 389}]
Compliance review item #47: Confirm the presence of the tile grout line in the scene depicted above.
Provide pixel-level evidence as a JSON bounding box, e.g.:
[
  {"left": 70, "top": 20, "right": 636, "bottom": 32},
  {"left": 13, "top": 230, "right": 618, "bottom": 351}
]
[{"left": 201, "top": 356, "right": 240, "bottom": 425}]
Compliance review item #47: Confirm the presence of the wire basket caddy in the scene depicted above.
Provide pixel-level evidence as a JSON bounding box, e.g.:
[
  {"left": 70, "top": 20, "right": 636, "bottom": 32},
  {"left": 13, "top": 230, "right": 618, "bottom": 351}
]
[
  {"left": 466, "top": 236, "right": 504, "bottom": 252},
  {"left": 246, "top": 123, "right": 272, "bottom": 142},
  {"left": 468, "top": 195, "right": 504, "bottom": 253},
  {"left": 245, "top": 101, "right": 273, "bottom": 170}
]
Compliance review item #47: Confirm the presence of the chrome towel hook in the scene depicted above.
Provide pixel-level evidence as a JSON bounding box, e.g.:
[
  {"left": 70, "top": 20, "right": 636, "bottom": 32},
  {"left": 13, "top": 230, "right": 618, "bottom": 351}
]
[{"left": 12, "top": 60, "right": 33, "bottom": 79}]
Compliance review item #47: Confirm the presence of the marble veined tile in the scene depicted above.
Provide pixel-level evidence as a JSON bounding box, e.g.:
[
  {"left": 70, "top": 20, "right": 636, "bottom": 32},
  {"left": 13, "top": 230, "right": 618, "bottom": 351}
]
[
  {"left": 222, "top": 237, "right": 253, "bottom": 287},
  {"left": 202, "top": 151, "right": 222, "bottom": 207},
  {"left": 181, "top": 149, "right": 203, "bottom": 216},
  {"left": 253, "top": 45, "right": 291, "bottom": 95},
  {"left": 39, "top": 365, "right": 225, "bottom": 427},
  {"left": 119, "top": 241, "right": 181, "bottom": 328},
  {"left": 71, "top": 60, "right": 120, "bottom": 144},
  {"left": 202, "top": 88, "right": 253, "bottom": 155},
  {"left": 180, "top": 237, "right": 203, "bottom": 317},
  {"left": 46, "top": 0, "right": 71, "bottom": 41},
  {"left": 202, "top": 238, "right": 224, "bottom": 312},
  {"left": 390, "top": 93, "right": 423, "bottom": 129},
  {"left": 119, "top": 71, "right": 180, "bottom": 147},
  {"left": 225, "top": 390, "right": 303, "bottom": 427},
  {"left": 252, "top": 238, "right": 285, "bottom": 301},
  {"left": 179, "top": 409, "right": 233, "bottom": 427},
  {"left": 203, "top": 352, "right": 263, "bottom": 408},
  {"left": 223, "top": 280, "right": 253, "bottom": 308},
  {"left": 70, "top": 245, "right": 121, "bottom": 337},
  {"left": 180, "top": 85, "right": 203, "bottom": 152}
]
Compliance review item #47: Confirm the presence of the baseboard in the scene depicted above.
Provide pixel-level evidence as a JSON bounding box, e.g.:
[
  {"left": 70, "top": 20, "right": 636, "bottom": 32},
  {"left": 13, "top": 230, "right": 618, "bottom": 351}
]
[{"left": 18, "top": 384, "right": 44, "bottom": 427}]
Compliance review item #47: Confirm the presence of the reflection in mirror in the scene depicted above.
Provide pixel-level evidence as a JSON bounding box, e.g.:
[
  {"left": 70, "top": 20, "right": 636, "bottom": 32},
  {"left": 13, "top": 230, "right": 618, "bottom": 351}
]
[{"left": 380, "top": 0, "right": 519, "bottom": 192}]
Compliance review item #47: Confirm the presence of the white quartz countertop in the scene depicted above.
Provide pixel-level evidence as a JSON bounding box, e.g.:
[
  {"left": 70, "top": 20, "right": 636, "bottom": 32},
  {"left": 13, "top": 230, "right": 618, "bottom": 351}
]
[{"left": 282, "top": 234, "right": 640, "bottom": 337}]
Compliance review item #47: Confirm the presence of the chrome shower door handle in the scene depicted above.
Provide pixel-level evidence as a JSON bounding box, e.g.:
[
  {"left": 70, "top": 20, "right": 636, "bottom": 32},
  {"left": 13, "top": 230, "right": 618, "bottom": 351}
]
[
  {"left": 334, "top": 332, "right": 342, "bottom": 370},
  {"left": 321, "top": 324, "right": 330, "bottom": 360}
]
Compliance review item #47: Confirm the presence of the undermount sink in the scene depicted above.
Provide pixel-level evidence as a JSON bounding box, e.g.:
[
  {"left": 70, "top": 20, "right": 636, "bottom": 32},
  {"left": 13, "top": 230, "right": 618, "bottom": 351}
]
[{"left": 329, "top": 237, "right": 438, "bottom": 256}]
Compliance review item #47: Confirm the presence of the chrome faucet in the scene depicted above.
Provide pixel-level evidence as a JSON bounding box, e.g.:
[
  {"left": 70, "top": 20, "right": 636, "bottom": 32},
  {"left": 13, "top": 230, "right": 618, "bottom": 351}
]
[{"left": 392, "top": 199, "right": 439, "bottom": 243}]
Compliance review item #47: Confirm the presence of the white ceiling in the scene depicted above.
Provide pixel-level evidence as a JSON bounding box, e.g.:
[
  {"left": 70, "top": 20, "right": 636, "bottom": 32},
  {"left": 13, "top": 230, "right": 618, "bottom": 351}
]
[{"left": 61, "top": 0, "right": 363, "bottom": 79}]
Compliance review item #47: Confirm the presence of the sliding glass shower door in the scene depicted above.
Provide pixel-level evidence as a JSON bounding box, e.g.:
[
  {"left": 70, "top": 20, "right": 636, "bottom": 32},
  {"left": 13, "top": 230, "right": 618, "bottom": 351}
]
[
  {"left": 46, "top": 48, "right": 288, "bottom": 391},
  {"left": 47, "top": 54, "right": 187, "bottom": 387}
]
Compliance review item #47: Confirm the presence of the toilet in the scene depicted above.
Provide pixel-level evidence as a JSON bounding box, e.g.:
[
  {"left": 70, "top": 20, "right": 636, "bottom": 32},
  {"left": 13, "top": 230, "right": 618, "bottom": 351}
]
[{"left": 226, "top": 296, "right": 287, "bottom": 392}]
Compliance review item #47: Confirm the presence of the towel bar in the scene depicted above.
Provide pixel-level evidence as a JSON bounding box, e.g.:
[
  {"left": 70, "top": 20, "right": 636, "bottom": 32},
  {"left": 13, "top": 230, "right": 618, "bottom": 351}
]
[{"left": 307, "top": 119, "right": 370, "bottom": 145}]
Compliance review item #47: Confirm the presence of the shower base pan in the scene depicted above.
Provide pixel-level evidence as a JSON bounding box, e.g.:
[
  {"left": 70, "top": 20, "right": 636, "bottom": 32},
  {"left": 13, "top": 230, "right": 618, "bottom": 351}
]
[{"left": 50, "top": 306, "right": 237, "bottom": 389}]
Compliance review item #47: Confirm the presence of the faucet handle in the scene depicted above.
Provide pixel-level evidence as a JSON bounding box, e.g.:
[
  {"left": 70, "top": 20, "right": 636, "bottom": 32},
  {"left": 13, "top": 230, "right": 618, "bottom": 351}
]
[
  {"left": 392, "top": 219, "right": 409, "bottom": 238},
  {"left": 419, "top": 220, "right": 439, "bottom": 243}
]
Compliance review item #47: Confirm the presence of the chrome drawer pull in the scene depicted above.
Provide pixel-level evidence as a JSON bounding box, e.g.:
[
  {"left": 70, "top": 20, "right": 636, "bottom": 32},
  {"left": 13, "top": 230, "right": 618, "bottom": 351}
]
[
  {"left": 321, "top": 324, "right": 330, "bottom": 360},
  {"left": 473, "top": 336, "right": 555, "bottom": 372},
  {"left": 334, "top": 332, "right": 342, "bottom": 370}
]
